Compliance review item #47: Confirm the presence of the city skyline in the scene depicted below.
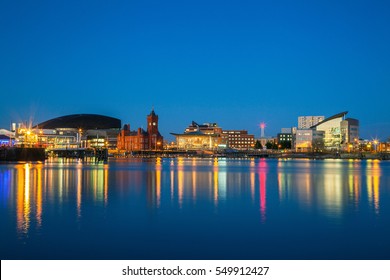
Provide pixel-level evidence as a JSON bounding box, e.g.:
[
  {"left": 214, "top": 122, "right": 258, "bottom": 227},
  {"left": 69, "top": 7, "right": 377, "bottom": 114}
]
[{"left": 1, "top": 1, "right": 390, "bottom": 140}]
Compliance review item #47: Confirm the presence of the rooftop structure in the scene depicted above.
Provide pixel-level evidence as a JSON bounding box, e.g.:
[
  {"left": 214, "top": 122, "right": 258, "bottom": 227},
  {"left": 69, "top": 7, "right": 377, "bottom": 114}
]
[
  {"left": 298, "top": 116, "right": 325, "bottom": 129},
  {"left": 281, "top": 128, "right": 292, "bottom": 134},
  {"left": 184, "top": 121, "right": 223, "bottom": 135}
]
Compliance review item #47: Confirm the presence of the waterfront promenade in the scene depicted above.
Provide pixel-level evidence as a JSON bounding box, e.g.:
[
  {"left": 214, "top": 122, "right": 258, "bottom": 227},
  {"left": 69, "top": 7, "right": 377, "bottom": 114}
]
[{"left": 1, "top": 146, "right": 389, "bottom": 162}]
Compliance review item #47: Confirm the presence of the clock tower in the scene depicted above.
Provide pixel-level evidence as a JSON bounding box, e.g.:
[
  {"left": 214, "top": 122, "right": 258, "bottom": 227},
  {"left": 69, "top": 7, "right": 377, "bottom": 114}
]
[
  {"left": 146, "top": 109, "right": 163, "bottom": 150},
  {"left": 147, "top": 109, "right": 158, "bottom": 135}
]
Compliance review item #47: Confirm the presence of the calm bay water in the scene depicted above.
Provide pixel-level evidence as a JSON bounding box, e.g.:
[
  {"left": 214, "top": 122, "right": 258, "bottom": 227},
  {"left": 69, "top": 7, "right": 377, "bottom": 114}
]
[{"left": 1, "top": 158, "right": 390, "bottom": 260}]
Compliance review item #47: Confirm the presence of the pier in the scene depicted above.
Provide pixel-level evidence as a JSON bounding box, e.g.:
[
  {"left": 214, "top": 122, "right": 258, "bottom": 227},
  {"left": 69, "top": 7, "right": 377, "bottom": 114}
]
[
  {"left": 0, "top": 147, "right": 45, "bottom": 162},
  {"left": 47, "top": 148, "right": 109, "bottom": 162},
  {"left": 1, "top": 146, "right": 389, "bottom": 162},
  {"left": 116, "top": 149, "right": 389, "bottom": 160},
  {"left": 0, "top": 147, "right": 109, "bottom": 162}
]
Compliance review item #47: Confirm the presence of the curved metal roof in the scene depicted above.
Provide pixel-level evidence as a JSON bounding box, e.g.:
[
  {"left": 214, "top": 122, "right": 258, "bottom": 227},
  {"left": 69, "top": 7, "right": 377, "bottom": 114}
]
[
  {"left": 35, "top": 114, "right": 121, "bottom": 130},
  {"left": 310, "top": 111, "right": 348, "bottom": 128}
]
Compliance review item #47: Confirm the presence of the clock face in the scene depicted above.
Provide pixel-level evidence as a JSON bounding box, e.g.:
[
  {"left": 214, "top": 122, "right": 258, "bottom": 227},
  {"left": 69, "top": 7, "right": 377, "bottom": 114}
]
[
  {"left": 153, "top": 122, "right": 156, "bottom": 126},
  {"left": 149, "top": 123, "right": 151, "bottom": 126}
]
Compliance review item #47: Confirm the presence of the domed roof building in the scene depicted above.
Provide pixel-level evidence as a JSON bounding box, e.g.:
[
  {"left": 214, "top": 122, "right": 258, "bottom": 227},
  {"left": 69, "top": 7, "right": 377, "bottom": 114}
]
[
  {"left": 26, "top": 114, "right": 121, "bottom": 150},
  {"left": 35, "top": 114, "right": 121, "bottom": 130}
]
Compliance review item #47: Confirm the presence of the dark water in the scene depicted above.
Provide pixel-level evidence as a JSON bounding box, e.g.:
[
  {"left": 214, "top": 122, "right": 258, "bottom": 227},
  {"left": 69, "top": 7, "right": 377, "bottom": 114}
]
[{"left": 1, "top": 158, "right": 390, "bottom": 260}]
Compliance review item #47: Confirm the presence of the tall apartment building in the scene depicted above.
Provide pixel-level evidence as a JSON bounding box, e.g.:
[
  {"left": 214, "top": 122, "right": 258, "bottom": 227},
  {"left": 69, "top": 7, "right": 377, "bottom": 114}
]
[{"left": 298, "top": 116, "right": 325, "bottom": 129}]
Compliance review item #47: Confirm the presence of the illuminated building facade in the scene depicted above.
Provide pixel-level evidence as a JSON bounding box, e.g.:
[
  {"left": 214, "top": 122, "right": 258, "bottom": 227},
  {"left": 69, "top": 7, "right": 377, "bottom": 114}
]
[
  {"left": 379, "top": 142, "right": 390, "bottom": 152},
  {"left": 117, "top": 110, "right": 164, "bottom": 151},
  {"left": 294, "top": 112, "right": 360, "bottom": 152},
  {"left": 0, "top": 129, "right": 15, "bottom": 146},
  {"left": 221, "top": 130, "right": 255, "bottom": 150},
  {"left": 172, "top": 131, "right": 220, "bottom": 150},
  {"left": 171, "top": 121, "right": 222, "bottom": 150},
  {"left": 294, "top": 129, "right": 324, "bottom": 152},
  {"left": 30, "top": 114, "right": 121, "bottom": 150},
  {"left": 311, "top": 111, "right": 351, "bottom": 151}
]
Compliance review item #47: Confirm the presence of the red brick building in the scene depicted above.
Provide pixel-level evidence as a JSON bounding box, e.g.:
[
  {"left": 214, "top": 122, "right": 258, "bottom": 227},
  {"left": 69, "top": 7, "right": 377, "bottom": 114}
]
[{"left": 117, "top": 110, "right": 163, "bottom": 151}]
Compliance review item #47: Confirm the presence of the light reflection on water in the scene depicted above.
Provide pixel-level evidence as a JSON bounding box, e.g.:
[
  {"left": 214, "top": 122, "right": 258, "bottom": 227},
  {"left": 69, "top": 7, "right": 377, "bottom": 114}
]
[
  {"left": 366, "top": 160, "right": 381, "bottom": 214},
  {"left": 0, "top": 158, "right": 389, "bottom": 259},
  {"left": 276, "top": 159, "right": 383, "bottom": 221},
  {"left": 4, "top": 161, "right": 110, "bottom": 239}
]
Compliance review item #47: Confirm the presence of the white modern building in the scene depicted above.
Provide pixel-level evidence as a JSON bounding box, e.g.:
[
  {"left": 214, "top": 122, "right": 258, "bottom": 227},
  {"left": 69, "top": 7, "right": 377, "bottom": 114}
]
[
  {"left": 310, "top": 111, "right": 360, "bottom": 151},
  {"left": 294, "top": 111, "right": 360, "bottom": 152}
]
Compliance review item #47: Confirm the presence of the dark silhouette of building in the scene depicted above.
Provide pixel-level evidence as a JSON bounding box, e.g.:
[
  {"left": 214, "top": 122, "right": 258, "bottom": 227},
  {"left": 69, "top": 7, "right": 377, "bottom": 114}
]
[{"left": 35, "top": 114, "right": 121, "bottom": 130}]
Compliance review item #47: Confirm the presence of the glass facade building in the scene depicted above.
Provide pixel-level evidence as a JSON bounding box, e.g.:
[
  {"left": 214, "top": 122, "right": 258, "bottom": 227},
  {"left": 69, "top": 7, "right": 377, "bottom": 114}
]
[
  {"left": 316, "top": 117, "right": 344, "bottom": 150},
  {"left": 311, "top": 111, "right": 359, "bottom": 151}
]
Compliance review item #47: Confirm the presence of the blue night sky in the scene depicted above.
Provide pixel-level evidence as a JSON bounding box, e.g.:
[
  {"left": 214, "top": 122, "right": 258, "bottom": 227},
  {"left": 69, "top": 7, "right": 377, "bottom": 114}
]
[{"left": 1, "top": 0, "right": 389, "bottom": 141}]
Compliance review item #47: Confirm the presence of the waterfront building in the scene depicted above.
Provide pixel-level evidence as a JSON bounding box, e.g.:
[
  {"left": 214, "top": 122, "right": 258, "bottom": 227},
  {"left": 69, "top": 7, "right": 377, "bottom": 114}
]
[
  {"left": 356, "top": 139, "right": 379, "bottom": 152},
  {"left": 13, "top": 114, "right": 121, "bottom": 150},
  {"left": 36, "top": 114, "right": 121, "bottom": 130},
  {"left": 310, "top": 111, "right": 360, "bottom": 151},
  {"left": 379, "top": 141, "right": 390, "bottom": 152},
  {"left": 185, "top": 121, "right": 223, "bottom": 135},
  {"left": 171, "top": 121, "right": 222, "bottom": 150},
  {"left": 35, "top": 128, "right": 79, "bottom": 149},
  {"left": 295, "top": 129, "right": 325, "bottom": 152},
  {"left": 0, "top": 129, "right": 15, "bottom": 146},
  {"left": 172, "top": 122, "right": 256, "bottom": 150},
  {"left": 117, "top": 110, "right": 164, "bottom": 152},
  {"left": 298, "top": 116, "right": 325, "bottom": 129},
  {"left": 172, "top": 131, "right": 220, "bottom": 150},
  {"left": 293, "top": 112, "right": 360, "bottom": 152},
  {"left": 221, "top": 130, "right": 255, "bottom": 150}
]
